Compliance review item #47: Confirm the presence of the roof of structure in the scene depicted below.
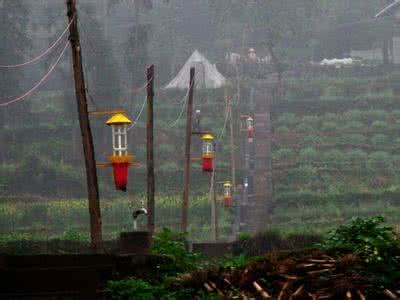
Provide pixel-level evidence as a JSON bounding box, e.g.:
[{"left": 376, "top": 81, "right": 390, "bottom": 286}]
[{"left": 164, "top": 50, "right": 227, "bottom": 90}]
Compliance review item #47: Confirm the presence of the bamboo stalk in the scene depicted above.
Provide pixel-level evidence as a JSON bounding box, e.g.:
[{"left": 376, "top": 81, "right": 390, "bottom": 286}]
[
  {"left": 253, "top": 281, "right": 272, "bottom": 299},
  {"left": 346, "top": 290, "right": 352, "bottom": 300},
  {"left": 383, "top": 289, "right": 398, "bottom": 300},
  {"left": 278, "top": 282, "right": 289, "bottom": 300},
  {"left": 307, "top": 268, "right": 334, "bottom": 275},
  {"left": 356, "top": 290, "right": 366, "bottom": 300},
  {"left": 203, "top": 282, "right": 213, "bottom": 292},
  {"left": 289, "top": 284, "right": 304, "bottom": 300}
]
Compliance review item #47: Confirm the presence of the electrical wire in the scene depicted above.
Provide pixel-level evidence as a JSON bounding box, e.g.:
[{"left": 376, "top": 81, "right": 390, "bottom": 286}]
[
  {"left": 0, "top": 16, "right": 74, "bottom": 69},
  {"left": 217, "top": 103, "right": 230, "bottom": 140},
  {"left": 0, "top": 40, "right": 69, "bottom": 107},
  {"left": 127, "top": 95, "right": 147, "bottom": 130},
  {"left": 167, "top": 80, "right": 195, "bottom": 128}
]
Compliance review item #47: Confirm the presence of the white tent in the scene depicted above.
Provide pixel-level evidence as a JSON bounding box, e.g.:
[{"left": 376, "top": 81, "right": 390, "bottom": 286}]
[{"left": 164, "top": 50, "right": 227, "bottom": 90}]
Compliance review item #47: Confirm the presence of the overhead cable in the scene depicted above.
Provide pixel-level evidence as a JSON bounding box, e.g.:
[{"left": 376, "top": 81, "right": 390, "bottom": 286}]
[
  {"left": 0, "top": 16, "right": 74, "bottom": 69},
  {"left": 128, "top": 96, "right": 147, "bottom": 130},
  {"left": 0, "top": 41, "right": 69, "bottom": 107}
]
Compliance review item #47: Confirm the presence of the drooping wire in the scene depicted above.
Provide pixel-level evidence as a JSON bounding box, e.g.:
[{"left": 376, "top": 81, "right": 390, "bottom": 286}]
[
  {"left": 217, "top": 101, "right": 230, "bottom": 140},
  {"left": 0, "top": 40, "right": 69, "bottom": 107},
  {"left": 167, "top": 79, "right": 195, "bottom": 128},
  {"left": 127, "top": 95, "right": 147, "bottom": 130},
  {"left": 0, "top": 16, "right": 74, "bottom": 68}
]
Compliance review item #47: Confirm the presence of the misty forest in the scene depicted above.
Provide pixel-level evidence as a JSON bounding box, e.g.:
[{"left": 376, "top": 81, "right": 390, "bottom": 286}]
[{"left": 4, "top": 0, "right": 400, "bottom": 299}]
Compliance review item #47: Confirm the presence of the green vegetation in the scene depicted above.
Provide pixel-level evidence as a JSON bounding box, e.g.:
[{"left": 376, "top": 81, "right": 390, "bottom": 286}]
[
  {"left": 320, "top": 216, "right": 400, "bottom": 265},
  {"left": 0, "top": 195, "right": 232, "bottom": 241},
  {"left": 152, "top": 228, "right": 199, "bottom": 275}
]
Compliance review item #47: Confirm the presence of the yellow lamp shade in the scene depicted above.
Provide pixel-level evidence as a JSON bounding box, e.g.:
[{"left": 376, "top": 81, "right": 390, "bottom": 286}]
[
  {"left": 201, "top": 133, "right": 214, "bottom": 141},
  {"left": 106, "top": 113, "right": 133, "bottom": 126}
]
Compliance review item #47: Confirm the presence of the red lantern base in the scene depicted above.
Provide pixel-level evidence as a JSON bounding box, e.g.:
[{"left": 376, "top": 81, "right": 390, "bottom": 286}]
[
  {"left": 112, "top": 162, "right": 130, "bottom": 191},
  {"left": 247, "top": 127, "right": 255, "bottom": 139},
  {"left": 224, "top": 197, "right": 233, "bottom": 207},
  {"left": 202, "top": 157, "right": 214, "bottom": 172}
]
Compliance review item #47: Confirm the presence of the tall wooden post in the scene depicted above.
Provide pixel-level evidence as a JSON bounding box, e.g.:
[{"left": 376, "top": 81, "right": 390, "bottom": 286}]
[
  {"left": 228, "top": 95, "right": 236, "bottom": 191},
  {"left": 146, "top": 65, "right": 155, "bottom": 233},
  {"left": 210, "top": 164, "right": 218, "bottom": 241},
  {"left": 67, "top": 0, "right": 102, "bottom": 251},
  {"left": 181, "top": 67, "right": 195, "bottom": 233}
]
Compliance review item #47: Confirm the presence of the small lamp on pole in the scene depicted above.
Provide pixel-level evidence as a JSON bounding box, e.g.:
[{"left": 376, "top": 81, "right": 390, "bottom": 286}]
[
  {"left": 201, "top": 133, "right": 215, "bottom": 172},
  {"left": 106, "top": 113, "right": 134, "bottom": 191}
]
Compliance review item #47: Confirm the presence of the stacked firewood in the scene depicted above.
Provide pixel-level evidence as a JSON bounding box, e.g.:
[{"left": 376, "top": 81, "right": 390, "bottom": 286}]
[{"left": 170, "top": 251, "right": 400, "bottom": 300}]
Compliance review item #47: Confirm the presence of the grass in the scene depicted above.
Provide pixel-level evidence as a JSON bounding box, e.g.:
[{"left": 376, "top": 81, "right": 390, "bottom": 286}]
[
  {"left": 2, "top": 190, "right": 400, "bottom": 242},
  {"left": 0, "top": 195, "right": 232, "bottom": 242}
]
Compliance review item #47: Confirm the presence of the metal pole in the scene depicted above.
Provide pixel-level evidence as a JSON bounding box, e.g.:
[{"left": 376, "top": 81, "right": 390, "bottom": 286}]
[
  {"left": 146, "top": 65, "right": 155, "bottom": 233},
  {"left": 181, "top": 67, "right": 195, "bottom": 233},
  {"left": 67, "top": 0, "right": 102, "bottom": 252}
]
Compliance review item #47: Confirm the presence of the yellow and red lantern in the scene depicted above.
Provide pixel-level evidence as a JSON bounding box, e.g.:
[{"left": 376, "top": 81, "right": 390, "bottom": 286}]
[
  {"left": 246, "top": 116, "right": 255, "bottom": 142},
  {"left": 223, "top": 181, "right": 233, "bottom": 207},
  {"left": 201, "top": 133, "right": 215, "bottom": 172},
  {"left": 106, "top": 113, "right": 134, "bottom": 192}
]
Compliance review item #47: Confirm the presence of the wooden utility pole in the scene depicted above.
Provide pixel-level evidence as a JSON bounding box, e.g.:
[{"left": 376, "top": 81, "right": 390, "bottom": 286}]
[
  {"left": 228, "top": 95, "right": 236, "bottom": 191},
  {"left": 146, "top": 65, "right": 155, "bottom": 233},
  {"left": 67, "top": 0, "right": 102, "bottom": 251},
  {"left": 181, "top": 67, "right": 195, "bottom": 233},
  {"left": 210, "top": 162, "right": 218, "bottom": 241}
]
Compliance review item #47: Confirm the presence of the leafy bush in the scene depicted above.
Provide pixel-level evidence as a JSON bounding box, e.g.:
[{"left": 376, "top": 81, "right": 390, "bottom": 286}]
[
  {"left": 299, "top": 147, "right": 318, "bottom": 163},
  {"left": 370, "top": 134, "right": 388, "bottom": 146},
  {"left": 107, "top": 279, "right": 204, "bottom": 300},
  {"left": 319, "top": 216, "right": 400, "bottom": 265},
  {"left": 273, "top": 148, "right": 295, "bottom": 161},
  {"left": 344, "top": 120, "right": 364, "bottom": 130},
  {"left": 295, "top": 123, "right": 315, "bottom": 133},
  {"left": 277, "top": 113, "right": 298, "bottom": 127},
  {"left": 302, "top": 115, "right": 320, "bottom": 127},
  {"left": 346, "top": 149, "right": 367, "bottom": 163},
  {"left": 321, "top": 121, "right": 337, "bottom": 132},
  {"left": 371, "top": 120, "right": 388, "bottom": 131},
  {"left": 343, "top": 134, "right": 366, "bottom": 145},
  {"left": 63, "top": 228, "right": 87, "bottom": 241},
  {"left": 152, "top": 228, "right": 199, "bottom": 274},
  {"left": 367, "top": 151, "right": 391, "bottom": 169},
  {"left": 323, "top": 150, "right": 345, "bottom": 167},
  {"left": 107, "top": 279, "right": 158, "bottom": 300},
  {"left": 275, "top": 126, "right": 290, "bottom": 133},
  {"left": 222, "top": 254, "right": 249, "bottom": 269}
]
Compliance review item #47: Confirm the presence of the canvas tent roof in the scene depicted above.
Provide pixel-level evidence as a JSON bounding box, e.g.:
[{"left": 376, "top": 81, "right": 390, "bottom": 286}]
[
  {"left": 164, "top": 50, "right": 227, "bottom": 90},
  {"left": 375, "top": 0, "right": 400, "bottom": 18}
]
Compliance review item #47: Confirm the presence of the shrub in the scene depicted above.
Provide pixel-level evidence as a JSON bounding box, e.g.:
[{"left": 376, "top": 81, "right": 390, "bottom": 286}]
[
  {"left": 323, "top": 149, "right": 345, "bottom": 166},
  {"left": 277, "top": 113, "right": 298, "bottom": 127},
  {"left": 275, "top": 126, "right": 290, "bottom": 134},
  {"left": 299, "top": 147, "right": 319, "bottom": 163},
  {"left": 344, "top": 120, "right": 364, "bottom": 130},
  {"left": 366, "top": 110, "right": 388, "bottom": 122},
  {"left": 107, "top": 279, "right": 158, "bottom": 300},
  {"left": 370, "top": 134, "right": 388, "bottom": 146},
  {"left": 371, "top": 120, "right": 388, "bottom": 131},
  {"left": 319, "top": 216, "right": 400, "bottom": 266},
  {"left": 296, "top": 123, "right": 315, "bottom": 133},
  {"left": 367, "top": 151, "right": 391, "bottom": 169},
  {"left": 343, "top": 134, "right": 366, "bottom": 145},
  {"left": 152, "top": 228, "right": 199, "bottom": 274},
  {"left": 273, "top": 148, "right": 295, "bottom": 161},
  {"left": 321, "top": 121, "right": 338, "bottom": 132},
  {"left": 343, "top": 110, "right": 363, "bottom": 122},
  {"left": 302, "top": 115, "right": 320, "bottom": 127},
  {"left": 346, "top": 149, "right": 367, "bottom": 164},
  {"left": 63, "top": 228, "right": 87, "bottom": 241}
]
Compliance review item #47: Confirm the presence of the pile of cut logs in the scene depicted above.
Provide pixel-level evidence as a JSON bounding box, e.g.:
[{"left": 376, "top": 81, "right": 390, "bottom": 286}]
[{"left": 170, "top": 250, "right": 400, "bottom": 300}]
